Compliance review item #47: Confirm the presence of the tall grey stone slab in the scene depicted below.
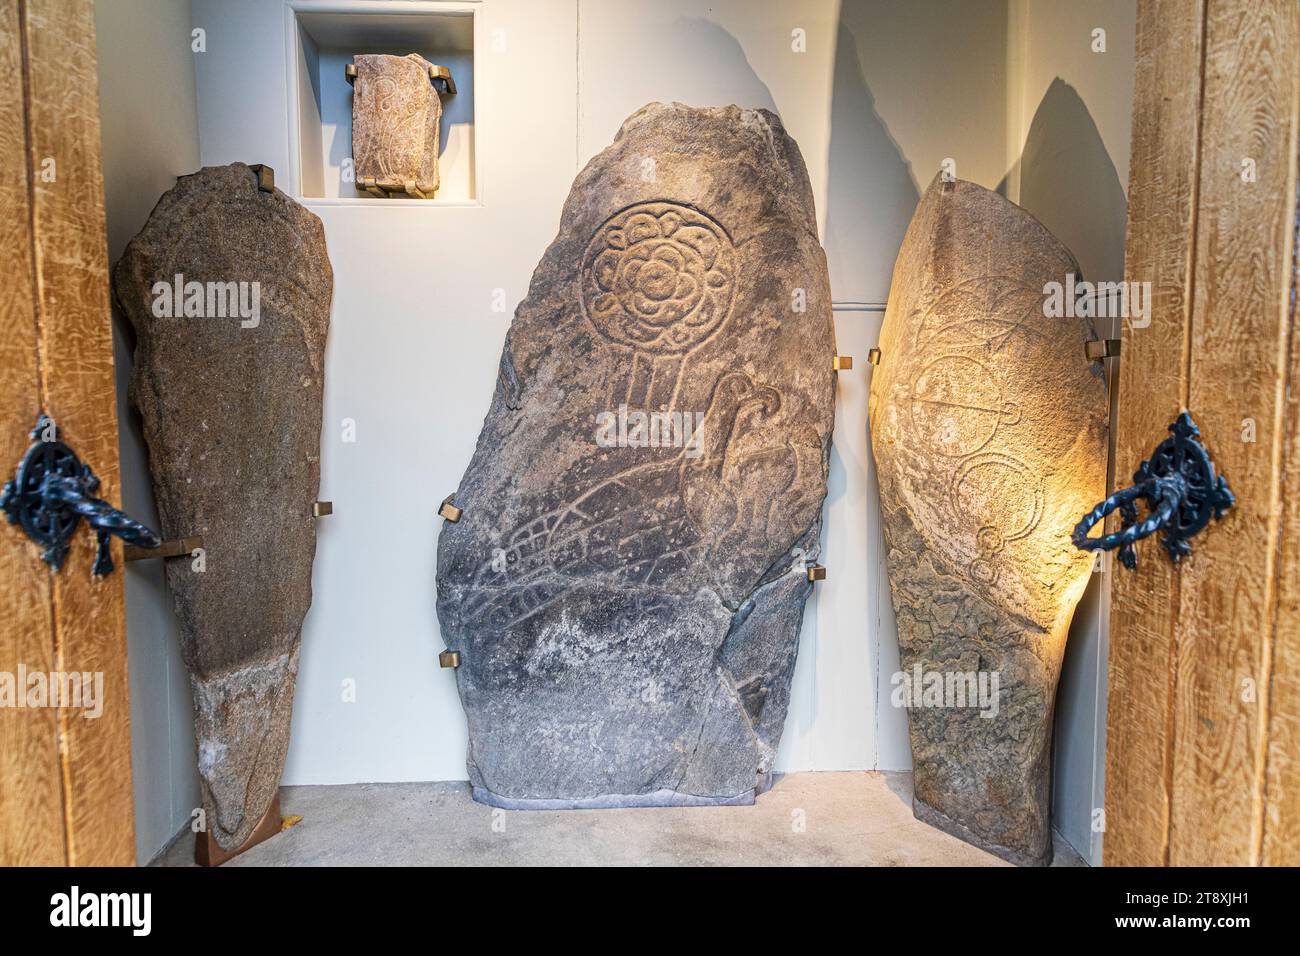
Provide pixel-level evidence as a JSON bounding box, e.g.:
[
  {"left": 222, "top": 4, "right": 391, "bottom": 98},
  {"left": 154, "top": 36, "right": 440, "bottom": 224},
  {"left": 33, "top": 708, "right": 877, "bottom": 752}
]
[
  {"left": 437, "top": 103, "right": 837, "bottom": 808},
  {"left": 113, "top": 163, "right": 332, "bottom": 850},
  {"left": 869, "top": 176, "right": 1107, "bottom": 865}
]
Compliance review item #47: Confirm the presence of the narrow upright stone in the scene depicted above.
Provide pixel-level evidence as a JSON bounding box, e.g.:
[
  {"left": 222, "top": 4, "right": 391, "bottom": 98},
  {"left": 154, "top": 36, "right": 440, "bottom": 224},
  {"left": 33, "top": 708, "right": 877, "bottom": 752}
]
[
  {"left": 113, "top": 163, "right": 332, "bottom": 851},
  {"left": 869, "top": 176, "right": 1107, "bottom": 865},
  {"left": 437, "top": 103, "right": 837, "bottom": 808}
]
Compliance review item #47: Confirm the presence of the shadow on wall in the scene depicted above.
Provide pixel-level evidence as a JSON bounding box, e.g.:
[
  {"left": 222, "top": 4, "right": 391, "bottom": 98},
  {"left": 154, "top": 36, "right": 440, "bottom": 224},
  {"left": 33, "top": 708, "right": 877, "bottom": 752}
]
[
  {"left": 823, "top": 21, "right": 920, "bottom": 306},
  {"left": 819, "top": 12, "right": 919, "bottom": 775},
  {"left": 661, "top": 17, "right": 778, "bottom": 112},
  {"left": 577, "top": 14, "right": 779, "bottom": 161},
  {"left": 1001, "top": 77, "right": 1128, "bottom": 284}
]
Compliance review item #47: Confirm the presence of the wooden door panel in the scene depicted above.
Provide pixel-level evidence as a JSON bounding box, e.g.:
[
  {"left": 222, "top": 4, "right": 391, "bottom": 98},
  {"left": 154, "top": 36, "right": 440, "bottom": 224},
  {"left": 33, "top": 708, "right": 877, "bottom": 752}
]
[
  {"left": 0, "top": 0, "right": 65, "bottom": 868},
  {"left": 0, "top": 0, "right": 134, "bottom": 866},
  {"left": 1171, "top": 0, "right": 1300, "bottom": 868},
  {"left": 22, "top": 0, "right": 134, "bottom": 868},
  {"left": 1103, "top": 0, "right": 1205, "bottom": 868},
  {"left": 1107, "top": 0, "right": 1300, "bottom": 867},
  {"left": 1264, "top": 178, "right": 1300, "bottom": 864}
]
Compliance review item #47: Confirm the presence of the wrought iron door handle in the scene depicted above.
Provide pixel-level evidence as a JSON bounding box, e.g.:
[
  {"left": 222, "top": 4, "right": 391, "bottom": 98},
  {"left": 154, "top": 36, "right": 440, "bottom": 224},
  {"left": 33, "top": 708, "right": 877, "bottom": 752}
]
[
  {"left": 1, "top": 416, "right": 160, "bottom": 576},
  {"left": 1072, "top": 412, "right": 1234, "bottom": 570}
]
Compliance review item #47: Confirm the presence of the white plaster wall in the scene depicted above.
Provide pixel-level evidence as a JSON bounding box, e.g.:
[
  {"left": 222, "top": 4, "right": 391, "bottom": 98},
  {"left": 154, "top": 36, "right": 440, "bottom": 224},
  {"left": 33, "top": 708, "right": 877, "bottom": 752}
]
[
  {"left": 95, "top": 0, "right": 203, "bottom": 865},
  {"left": 140, "top": 0, "right": 1136, "bottom": 862},
  {"left": 190, "top": 0, "right": 579, "bottom": 785}
]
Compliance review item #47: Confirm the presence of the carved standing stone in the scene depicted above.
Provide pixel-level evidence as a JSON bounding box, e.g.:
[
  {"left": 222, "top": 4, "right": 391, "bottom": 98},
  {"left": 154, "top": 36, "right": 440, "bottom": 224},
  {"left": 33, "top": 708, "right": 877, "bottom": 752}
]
[
  {"left": 349, "top": 53, "right": 447, "bottom": 198},
  {"left": 437, "top": 103, "right": 836, "bottom": 808},
  {"left": 113, "top": 163, "right": 332, "bottom": 851},
  {"left": 869, "top": 177, "right": 1107, "bottom": 865}
]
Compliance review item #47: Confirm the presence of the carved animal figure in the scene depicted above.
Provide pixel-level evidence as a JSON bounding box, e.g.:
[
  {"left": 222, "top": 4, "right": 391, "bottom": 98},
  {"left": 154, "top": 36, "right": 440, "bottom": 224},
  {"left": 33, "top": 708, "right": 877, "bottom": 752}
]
[{"left": 462, "top": 370, "right": 821, "bottom": 631}]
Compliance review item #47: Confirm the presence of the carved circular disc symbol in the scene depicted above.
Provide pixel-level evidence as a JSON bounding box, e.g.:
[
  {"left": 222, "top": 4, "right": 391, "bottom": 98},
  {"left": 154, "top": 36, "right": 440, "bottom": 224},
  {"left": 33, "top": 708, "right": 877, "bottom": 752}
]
[
  {"left": 580, "top": 202, "right": 736, "bottom": 355},
  {"left": 950, "top": 453, "right": 1043, "bottom": 587},
  {"left": 910, "top": 355, "right": 1019, "bottom": 458},
  {"left": 950, "top": 453, "right": 1044, "bottom": 543}
]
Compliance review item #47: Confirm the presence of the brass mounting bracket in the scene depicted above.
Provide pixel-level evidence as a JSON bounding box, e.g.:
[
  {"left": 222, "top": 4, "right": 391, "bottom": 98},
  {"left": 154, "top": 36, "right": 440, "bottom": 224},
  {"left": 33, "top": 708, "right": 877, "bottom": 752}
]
[
  {"left": 439, "top": 650, "right": 461, "bottom": 668},
  {"left": 439, "top": 495, "right": 462, "bottom": 523},
  {"left": 125, "top": 535, "right": 203, "bottom": 562},
  {"left": 867, "top": 348, "right": 881, "bottom": 366},
  {"left": 358, "top": 175, "right": 430, "bottom": 199},
  {"left": 1085, "top": 338, "right": 1122, "bottom": 362},
  {"left": 313, "top": 501, "right": 333, "bottom": 517},
  {"left": 248, "top": 164, "right": 274, "bottom": 192},
  {"left": 806, "top": 563, "right": 826, "bottom": 582},
  {"left": 344, "top": 61, "right": 456, "bottom": 96},
  {"left": 428, "top": 63, "right": 456, "bottom": 95},
  {"left": 832, "top": 354, "right": 854, "bottom": 371}
]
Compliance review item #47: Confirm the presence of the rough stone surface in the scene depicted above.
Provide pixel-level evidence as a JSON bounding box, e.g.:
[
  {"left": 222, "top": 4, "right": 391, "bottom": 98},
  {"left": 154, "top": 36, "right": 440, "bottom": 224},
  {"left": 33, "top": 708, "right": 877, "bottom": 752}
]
[
  {"left": 113, "top": 163, "right": 332, "bottom": 850},
  {"left": 437, "top": 103, "right": 836, "bottom": 809},
  {"left": 869, "top": 177, "right": 1107, "bottom": 866},
  {"left": 350, "top": 53, "right": 442, "bottom": 197}
]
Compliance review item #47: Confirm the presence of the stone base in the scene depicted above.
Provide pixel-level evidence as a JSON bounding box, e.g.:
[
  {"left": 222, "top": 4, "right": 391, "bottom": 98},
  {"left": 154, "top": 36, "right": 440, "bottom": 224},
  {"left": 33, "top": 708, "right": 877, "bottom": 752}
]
[
  {"left": 913, "top": 797, "right": 1052, "bottom": 868},
  {"left": 471, "top": 772, "right": 775, "bottom": 811},
  {"left": 195, "top": 792, "right": 284, "bottom": 867}
]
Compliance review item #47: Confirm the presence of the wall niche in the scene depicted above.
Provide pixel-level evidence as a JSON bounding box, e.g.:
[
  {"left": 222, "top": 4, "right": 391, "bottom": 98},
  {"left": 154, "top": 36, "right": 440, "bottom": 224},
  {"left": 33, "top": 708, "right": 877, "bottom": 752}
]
[{"left": 287, "top": 0, "right": 478, "bottom": 204}]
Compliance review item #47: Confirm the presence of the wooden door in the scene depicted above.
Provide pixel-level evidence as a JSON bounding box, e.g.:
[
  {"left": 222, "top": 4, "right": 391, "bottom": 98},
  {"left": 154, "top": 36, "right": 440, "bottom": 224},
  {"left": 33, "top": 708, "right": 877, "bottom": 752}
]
[
  {"left": 0, "top": 0, "right": 135, "bottom": 866},
  {"left": 1105, "top": 0, "right": 1300, "bottom": 866}
]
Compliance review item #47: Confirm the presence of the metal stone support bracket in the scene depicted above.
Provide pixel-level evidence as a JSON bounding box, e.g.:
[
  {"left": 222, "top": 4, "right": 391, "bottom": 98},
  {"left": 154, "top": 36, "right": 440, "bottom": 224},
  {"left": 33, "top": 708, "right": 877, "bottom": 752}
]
[
  {"left": 428, "top": 63, "right": 456, "bottom": 95},
  {"left": 439, "top": 495, "right": 462, "bottom": 522},
  {"left": 1085, "top": 338, "right": 1121, "bottom": 361},
  {"left": 248, "top": 164, "right": 274, "bottom": 192},
  {"left": 125, "top": 535, "right": 203, "bottom": 562},
  {"left": 345, "top": 60, "right": 456, "bottom": 96},
  {"left": 357, "top": 175, "right": 430, "bottom": 199}
]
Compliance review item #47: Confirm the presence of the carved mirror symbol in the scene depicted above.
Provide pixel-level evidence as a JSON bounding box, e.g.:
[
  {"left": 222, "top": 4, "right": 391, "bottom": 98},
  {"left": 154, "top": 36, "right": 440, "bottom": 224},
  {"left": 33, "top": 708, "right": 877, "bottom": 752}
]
[
  {"left": 900, "top": 278, "right": 1051, "bottom": 588},
  {"left": 949, "top": 452, "right": 1044, "bottom": 586},
  {"left": 580, "top": 201, "right": 736, "bottom": 410}
]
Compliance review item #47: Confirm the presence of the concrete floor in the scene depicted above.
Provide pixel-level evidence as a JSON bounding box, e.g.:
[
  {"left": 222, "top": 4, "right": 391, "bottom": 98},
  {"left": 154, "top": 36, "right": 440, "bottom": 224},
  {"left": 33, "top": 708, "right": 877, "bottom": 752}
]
[{"left": 156, "top": 771, "right": 1085, "bottom": 866}]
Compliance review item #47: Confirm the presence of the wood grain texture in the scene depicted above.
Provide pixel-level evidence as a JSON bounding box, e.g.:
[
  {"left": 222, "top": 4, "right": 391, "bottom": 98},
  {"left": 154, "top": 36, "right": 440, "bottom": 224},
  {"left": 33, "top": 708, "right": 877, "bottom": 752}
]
[
  {"left": 0, "top": 0, "right": 65, "bottom": 867},
  {"left": 1262, "top": 117, "right": 1300, "bottom": 865},
  {"left": 1103, "top": 0, "right": 1205, "bottom": 868},
  {"left": 1171, "top": 0, "right": 1300, "bottom": 867},
  {"left": 22, "top": 0, "right": 135, "bottom": 865}
]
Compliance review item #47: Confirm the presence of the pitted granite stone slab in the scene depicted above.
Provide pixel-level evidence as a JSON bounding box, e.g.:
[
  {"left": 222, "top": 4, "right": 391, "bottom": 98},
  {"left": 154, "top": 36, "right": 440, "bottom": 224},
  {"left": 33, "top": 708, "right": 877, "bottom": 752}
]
[
  {"left": 113, "top": 163, "right": 332, "bottom": 850},
  {"left": 437, "top": 103, "right": 837, "bottom": 809},
  {"left": 869, "top": 176, "right": 1107, "bottom": 866},
  {"left": 350, "top": 53, "right": 443, "bottom": 198}
]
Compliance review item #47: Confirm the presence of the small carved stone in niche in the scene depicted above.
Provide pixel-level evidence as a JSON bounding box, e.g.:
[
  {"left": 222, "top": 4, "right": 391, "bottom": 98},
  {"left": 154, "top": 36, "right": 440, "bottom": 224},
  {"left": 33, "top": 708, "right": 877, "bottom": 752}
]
[
  {"left": 348, "top": 53, "right": 453, "bottom": 199},
  {"left": 437, "top": 103, "right": 837, "bottom": 809},
  {"left": 869, "top": 176, "right": 1107, "bottom": 866},
  {"left": 112, "top": 163, "right": 333, "bottom": 853}
]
